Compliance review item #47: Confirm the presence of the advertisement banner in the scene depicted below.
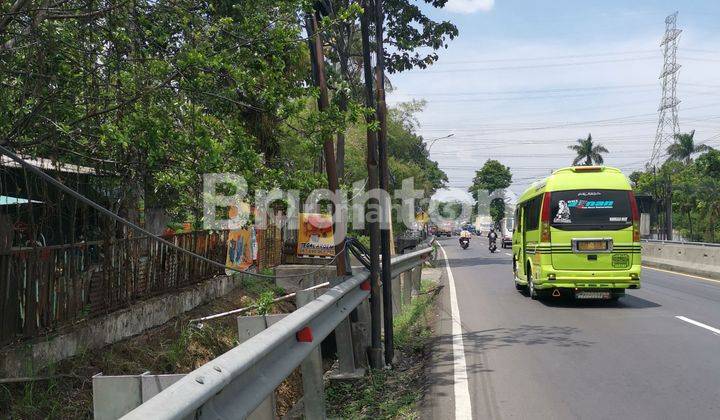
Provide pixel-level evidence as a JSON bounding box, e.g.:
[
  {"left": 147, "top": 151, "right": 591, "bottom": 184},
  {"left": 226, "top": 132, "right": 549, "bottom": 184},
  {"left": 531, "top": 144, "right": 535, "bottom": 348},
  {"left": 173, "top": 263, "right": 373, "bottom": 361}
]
[
  {"left": 296, "top": 213, "right": 335, "bottom": 258},
  {"left": 226, "top": 228, "right": 254, "bottom": 274}
]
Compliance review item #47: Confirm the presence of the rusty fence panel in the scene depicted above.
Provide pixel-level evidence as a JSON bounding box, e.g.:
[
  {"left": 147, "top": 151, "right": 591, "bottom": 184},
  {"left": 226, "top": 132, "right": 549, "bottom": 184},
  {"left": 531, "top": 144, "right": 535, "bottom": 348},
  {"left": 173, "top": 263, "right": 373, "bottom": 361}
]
[
  {"left": 0, "top": 230, "right": 231, "bottom": 346},
  {"left": 257, "top": 225, "right": 282, "bottom": 271}
]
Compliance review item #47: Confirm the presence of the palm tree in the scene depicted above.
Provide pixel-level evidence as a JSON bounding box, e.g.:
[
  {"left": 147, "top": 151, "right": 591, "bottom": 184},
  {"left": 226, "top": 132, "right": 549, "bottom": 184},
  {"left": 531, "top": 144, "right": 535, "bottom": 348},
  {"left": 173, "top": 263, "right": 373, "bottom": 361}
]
[
  {"left": 568, "top": 134, "right": 608, "bottom": 166},
  {"left": 666, "top": 130, "right": 713, "bottom": 164}
]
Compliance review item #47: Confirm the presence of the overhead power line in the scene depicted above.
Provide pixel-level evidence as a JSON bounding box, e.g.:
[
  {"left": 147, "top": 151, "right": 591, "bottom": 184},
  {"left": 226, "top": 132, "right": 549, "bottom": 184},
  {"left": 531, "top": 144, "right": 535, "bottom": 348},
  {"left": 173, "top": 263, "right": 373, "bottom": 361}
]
[
  {"left": 398, "top": 83, "right": 658, "bottom": 97},
  {"left": 407, "top": 56, "right": 661, "bottom": 74},
  {"left": 436, "top": 49, "right": 660, "bottom": 65}
]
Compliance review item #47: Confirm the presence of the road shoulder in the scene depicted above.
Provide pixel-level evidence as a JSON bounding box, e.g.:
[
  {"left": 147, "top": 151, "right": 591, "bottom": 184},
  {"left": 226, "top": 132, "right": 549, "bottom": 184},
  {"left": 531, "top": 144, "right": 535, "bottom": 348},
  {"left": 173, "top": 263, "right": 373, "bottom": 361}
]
[{"left": 421, "top": 262, "right": 458, "bottom": 419}]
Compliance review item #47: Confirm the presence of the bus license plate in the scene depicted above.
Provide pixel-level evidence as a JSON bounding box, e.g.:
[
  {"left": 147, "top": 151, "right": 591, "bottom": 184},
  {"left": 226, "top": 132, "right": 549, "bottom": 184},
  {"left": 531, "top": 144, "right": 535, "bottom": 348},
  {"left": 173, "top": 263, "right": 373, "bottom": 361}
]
[
  {"left": 575, "top": 291, "right": 611, "bottom": 299},
  {"left": 577, "top": 240, "right": 608, "bottom": 251}
]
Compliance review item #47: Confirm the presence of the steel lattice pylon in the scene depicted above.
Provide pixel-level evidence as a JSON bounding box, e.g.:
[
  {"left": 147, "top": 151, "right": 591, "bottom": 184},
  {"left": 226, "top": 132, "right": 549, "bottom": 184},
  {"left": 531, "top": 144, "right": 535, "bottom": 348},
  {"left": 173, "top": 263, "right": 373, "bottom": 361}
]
[{"left": 650, "top": 12, "right": 682, "bottom": 166}]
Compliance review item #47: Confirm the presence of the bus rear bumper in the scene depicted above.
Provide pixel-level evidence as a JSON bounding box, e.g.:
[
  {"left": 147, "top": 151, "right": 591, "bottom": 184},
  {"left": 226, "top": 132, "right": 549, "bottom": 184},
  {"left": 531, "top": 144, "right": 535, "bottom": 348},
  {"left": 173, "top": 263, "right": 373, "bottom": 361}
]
[
  {"left": 535, "top": 281, "right": 640, "bottom": 290},
  {"left": 534, "top": 266, "right": 641, "bottom": 290}
]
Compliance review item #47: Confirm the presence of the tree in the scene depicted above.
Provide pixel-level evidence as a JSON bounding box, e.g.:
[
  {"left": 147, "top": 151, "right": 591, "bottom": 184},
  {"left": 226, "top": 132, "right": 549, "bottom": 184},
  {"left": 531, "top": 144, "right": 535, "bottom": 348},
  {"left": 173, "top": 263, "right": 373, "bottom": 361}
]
[
  {"left": 666, "top": 130, "right": 714, "bottom": 164},
  {"left": 470, "top": 159, "right": 512, "bottom": 195},
  {"left": 0, "top": 0, "right": 325, "bottom": 228},
  {"left": 568, "top": 134, "right": 608, "bottom": 166},
  {"left": 437, "top": 200, "right": 465, "bottom": 220},
  {"left": 383, "top": 0, "right": 459, "bottom": 73},
  {"left": 631, "top": 150, "right": 720, "bottom": 242},
  {"left": 344, "top": 100, "right": 447, "bottom": 198},
  {"left": 0, "top": 0, "right": 455, "bottom": 239},
  {"left": 469, "top": 160, "right": 512, "bottom": 224},
  {"left": 323, "top": 0, "right": 458, "bottom": 178}
]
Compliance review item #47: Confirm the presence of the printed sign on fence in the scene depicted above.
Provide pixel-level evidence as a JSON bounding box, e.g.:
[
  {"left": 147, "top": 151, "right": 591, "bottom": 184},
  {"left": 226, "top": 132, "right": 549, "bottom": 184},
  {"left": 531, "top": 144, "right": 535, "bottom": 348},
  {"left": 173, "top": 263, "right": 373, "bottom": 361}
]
[
  {"left": 296, "top": 213, "right": 334, "bottom": 258},
  {"left": 226, "top": 228, "right": 254, "bottom": 274}
]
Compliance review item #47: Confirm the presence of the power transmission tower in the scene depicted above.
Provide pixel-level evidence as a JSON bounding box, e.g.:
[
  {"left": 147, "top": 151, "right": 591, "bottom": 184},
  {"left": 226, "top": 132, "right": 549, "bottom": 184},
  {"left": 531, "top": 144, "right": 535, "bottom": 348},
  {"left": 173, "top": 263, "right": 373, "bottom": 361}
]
[
  {"left": 650, "top": 11, "right": 682, "bottom": 165},
  {"left": 650, "top": 11, "right": 682, "bottom": 240}
]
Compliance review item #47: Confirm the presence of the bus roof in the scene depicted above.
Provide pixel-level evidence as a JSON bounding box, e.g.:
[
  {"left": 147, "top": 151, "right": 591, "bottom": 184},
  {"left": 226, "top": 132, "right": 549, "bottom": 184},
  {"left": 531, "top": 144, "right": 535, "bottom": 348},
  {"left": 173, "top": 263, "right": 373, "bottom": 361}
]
[{"left": 517, "top": 166, "right": 630, "bottom": 203}]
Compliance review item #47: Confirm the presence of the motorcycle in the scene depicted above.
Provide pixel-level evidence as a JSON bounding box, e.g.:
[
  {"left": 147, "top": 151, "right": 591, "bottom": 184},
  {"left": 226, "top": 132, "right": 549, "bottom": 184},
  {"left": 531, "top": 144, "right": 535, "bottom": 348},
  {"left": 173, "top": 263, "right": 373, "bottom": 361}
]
[
  {"left": 488, "top": 239, "right": 497, "bottom": 253},
  {"left": 459, "top": 237, "right": 470, "bottom": 250}
]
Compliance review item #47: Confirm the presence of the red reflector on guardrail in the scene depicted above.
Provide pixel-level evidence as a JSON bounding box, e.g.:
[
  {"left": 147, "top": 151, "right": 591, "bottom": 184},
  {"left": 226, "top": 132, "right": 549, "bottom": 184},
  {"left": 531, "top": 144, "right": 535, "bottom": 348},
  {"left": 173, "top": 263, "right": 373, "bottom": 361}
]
[
  {"left": 360, "top": 280, "right": 371, "bottom": 291},
  {"left": 296, "top": 327, "right": 313, "bottom": 343}
]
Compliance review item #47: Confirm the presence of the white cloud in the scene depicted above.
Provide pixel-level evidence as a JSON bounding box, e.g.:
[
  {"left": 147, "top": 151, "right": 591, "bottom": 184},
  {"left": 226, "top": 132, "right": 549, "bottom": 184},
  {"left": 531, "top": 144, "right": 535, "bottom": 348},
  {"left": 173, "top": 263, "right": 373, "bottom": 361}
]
[{"left": 445, "top": 0, "right": 495, "bottom": 14}]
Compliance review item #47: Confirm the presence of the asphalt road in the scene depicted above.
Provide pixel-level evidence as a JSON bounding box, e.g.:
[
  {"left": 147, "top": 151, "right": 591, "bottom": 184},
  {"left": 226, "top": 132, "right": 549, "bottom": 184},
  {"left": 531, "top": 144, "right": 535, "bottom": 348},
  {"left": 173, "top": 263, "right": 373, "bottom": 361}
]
[{"left": 425, "top": 236, "right": 720, "bottom": 420}]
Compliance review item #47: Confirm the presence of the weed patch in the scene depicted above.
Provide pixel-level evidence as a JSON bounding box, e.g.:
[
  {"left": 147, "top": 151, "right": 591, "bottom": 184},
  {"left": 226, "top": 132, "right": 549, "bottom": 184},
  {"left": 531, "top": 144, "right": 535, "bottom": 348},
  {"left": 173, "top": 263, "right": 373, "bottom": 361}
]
[
  {"left": 325, "top": 280, "right": 440, "bottom": 419},
  {"left": 0, "top": 276, "right": 292, "bottom": 419}
]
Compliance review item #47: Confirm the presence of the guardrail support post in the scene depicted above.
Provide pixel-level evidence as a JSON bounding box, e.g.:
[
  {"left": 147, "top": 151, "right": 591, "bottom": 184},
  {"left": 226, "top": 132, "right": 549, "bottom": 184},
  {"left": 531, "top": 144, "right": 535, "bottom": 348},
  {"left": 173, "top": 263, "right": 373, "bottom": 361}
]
[
  {"left": 296, "top": 289, "right": 327, "bottom": 420},
  {"left": 351, "top": 299, "right": 371, "bottom": 369},
  {"left": 411, "top": 265, "right": 422, "bottom": 297},
  {"left": 236, "top": 316, "right": 277, "bottom": 420},
  {"left": 328, "top": 278, "right": 365, "bottom": 379},
  {"left": 391, "top": 275, "right": 401, "bottom": 316},
  {"left": 401, "top": 271, "right": 412, "bottom": 308}
]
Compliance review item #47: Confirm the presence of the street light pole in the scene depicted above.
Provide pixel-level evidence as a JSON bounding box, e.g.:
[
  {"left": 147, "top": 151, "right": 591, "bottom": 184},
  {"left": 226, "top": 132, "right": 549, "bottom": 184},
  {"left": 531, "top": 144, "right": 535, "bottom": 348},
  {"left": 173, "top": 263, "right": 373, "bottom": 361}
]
[{"left": 426, "top": 133, "right": 455, "bottom": 153}]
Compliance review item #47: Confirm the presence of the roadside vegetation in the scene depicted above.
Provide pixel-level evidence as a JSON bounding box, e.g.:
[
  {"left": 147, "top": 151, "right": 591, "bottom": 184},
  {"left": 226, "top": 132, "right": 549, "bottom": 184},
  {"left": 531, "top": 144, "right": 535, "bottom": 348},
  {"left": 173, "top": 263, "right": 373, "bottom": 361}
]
[
  {"left": 326, "top": 279, "right": 440, "bottom": 419},
  {"left": 0, "top": 0, "right": 451, "bottom": 232},
  {"left": 631, "top": 131, "right": 719, "bottom": 242},
  {"left": 0, "top": 277, "right": 296, "bottom": 418}
]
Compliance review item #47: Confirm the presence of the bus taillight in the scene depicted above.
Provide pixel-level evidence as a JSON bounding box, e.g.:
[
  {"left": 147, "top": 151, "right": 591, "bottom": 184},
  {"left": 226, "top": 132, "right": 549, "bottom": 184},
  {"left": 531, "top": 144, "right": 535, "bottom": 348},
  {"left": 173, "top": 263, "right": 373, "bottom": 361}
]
[
  {"left": 628, "top": 190, "right": 640, "bottom": 242},
  {"left": 540, "top": 191, "right": 552, "bottom": 242}
]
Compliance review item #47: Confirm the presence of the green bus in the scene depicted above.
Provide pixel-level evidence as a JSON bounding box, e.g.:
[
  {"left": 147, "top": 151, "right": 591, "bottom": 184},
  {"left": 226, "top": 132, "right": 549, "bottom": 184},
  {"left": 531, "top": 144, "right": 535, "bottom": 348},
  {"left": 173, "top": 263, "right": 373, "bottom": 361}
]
[{"left": 512, "top": 166, "right": 641, "bottom": 300}]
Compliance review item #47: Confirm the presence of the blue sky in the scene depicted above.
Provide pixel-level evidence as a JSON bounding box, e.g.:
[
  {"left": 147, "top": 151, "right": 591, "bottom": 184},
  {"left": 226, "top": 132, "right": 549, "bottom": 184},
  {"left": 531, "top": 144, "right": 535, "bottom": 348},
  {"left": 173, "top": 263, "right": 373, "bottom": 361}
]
[{"left": 386, "top": 0, "right": 720, "bottom": 201}]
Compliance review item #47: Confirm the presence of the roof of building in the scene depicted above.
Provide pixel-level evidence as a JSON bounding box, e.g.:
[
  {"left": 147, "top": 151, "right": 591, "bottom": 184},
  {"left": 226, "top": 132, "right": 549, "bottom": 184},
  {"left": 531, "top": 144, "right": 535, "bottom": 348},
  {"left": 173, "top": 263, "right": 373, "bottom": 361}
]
[
  {"left": 1, "top": 155, "right": 97, "bottom": 175},
  {"left": 0, "top": 195, "right": 43, "bottom": 206}
]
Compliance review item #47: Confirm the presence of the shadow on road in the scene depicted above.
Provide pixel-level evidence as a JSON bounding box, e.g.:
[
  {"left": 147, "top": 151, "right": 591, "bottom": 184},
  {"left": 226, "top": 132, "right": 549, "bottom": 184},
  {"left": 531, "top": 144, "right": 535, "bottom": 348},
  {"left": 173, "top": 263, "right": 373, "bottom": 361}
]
[
  {"left": 532, "top": 293, "right": 661, "bottom": 309},
  {"left": 427, "top": 324, "right": 595, "bottom": 389},
  {"left": 443, "top": 256, "right": 511, "bottom": 268}
]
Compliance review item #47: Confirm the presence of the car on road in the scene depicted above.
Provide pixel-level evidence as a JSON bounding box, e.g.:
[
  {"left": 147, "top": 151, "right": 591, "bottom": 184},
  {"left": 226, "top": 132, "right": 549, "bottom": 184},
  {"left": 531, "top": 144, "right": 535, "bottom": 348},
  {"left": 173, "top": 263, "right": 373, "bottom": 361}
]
[
  {"left": 500, "top": 217, "right": 513, "bottom": 248},
  {"left": 501, "top": 232, "right": 512, "bottom": 249},
  {"left": 512, "top": 166, "right": 641, "bottom": 300}
]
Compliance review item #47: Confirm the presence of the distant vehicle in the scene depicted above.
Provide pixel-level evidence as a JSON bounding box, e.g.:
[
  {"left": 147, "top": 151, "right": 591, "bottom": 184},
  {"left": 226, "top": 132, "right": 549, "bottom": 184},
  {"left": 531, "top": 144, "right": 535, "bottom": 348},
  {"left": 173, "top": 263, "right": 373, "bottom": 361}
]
[
  {"left": 474, "top": 215, "right": 493, "bottom": 236},
  {"left": 434, "top": 223, "right": 452, "bottom": 237},
  {"left": 512, "top": 166, "right": 641, "bottom": 301},
  {"left": 500, "top": 217, "right": 514, "bottom": 248}
]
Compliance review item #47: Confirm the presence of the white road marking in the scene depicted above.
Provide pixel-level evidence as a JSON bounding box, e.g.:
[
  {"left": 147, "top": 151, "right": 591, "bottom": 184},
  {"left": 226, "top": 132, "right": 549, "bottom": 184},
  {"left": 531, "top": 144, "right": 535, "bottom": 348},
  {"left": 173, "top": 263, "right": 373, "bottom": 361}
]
[
  {"left": 676, "top": 316, "right": 720, "bottom": 336},
  {"left": 504, "top": 252, "right": 512, "bottom": 256},
  {"left": 643, "top": 266, "right": 720, "bottom": 285},
  {"left": 438, "top": 243, "right": 472, "bottom": 419}
]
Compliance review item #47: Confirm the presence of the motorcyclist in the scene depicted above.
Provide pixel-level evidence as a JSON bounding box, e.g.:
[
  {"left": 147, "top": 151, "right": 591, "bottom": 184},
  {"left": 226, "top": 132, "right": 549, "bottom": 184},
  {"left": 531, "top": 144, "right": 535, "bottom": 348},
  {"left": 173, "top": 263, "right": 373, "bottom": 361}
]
[
  {"left": 459, "top": 229, "right": 472, "bottom": 247},
  {"left": 488, "top": 228, "right": 498, "bottom": 245}
]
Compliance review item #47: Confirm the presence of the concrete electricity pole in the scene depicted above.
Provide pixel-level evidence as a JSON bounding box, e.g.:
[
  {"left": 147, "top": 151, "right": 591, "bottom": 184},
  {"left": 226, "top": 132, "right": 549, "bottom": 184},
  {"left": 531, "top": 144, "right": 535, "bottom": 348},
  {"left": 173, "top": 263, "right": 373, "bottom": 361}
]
[
  {"left": 360, "top": 0, "right": 384, "bottom": 369},
  {"left": 651, "top": 11, "right": 682, "bottom": 240},
  {"left": 373, "top": 0, "right": 396, "bottom": 366},
  {"left": 305, "top": 5, "right": 348, "bottom": 274}
]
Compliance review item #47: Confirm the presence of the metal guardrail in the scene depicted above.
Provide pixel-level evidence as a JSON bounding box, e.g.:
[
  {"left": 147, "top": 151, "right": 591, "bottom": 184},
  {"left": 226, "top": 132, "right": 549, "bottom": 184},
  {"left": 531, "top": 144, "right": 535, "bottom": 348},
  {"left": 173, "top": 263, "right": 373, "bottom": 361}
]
[
  {"left": 121, "top": 245, "right": 432, "bottom": 419},
  {"left": 641, "top": 239, "right": 720, "bottom": 248}
]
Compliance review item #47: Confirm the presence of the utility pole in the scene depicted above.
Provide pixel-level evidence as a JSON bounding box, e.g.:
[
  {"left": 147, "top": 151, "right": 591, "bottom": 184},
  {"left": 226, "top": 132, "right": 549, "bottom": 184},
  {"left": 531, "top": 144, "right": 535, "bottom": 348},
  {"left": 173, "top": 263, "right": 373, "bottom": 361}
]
[
  {"left": 305, "top": 6, "right": 348, "bottom": 275},
  {"left": 374, "top": 0, "right": 394, "bottom": 366},
  {"left": 651, "top": 11, "right": 681, "bottom": 240},
  {"left": 360, "top": 0, "right": 384, "bottom": 369}
]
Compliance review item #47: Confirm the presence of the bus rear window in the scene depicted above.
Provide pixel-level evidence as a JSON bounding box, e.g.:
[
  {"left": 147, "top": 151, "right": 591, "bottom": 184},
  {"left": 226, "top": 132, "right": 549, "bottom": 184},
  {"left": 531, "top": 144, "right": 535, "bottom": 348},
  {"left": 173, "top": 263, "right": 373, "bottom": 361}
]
[{"left": 551, "top": 189, "right": 632, "bottom": 230}]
